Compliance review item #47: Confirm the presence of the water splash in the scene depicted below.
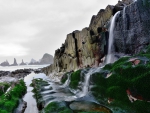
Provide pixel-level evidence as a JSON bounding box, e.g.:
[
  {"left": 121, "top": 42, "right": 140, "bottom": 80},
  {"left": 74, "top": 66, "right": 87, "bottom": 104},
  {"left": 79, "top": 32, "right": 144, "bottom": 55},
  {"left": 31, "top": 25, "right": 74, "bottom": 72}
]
[{"left": 106, "top": 11, "right": 120, "bottom": 64}]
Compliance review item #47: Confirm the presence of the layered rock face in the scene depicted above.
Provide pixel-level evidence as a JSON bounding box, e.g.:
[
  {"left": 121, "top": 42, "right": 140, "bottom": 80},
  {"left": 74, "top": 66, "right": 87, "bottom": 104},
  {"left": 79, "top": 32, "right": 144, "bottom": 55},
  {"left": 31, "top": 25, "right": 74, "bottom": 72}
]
[
  {"left": 43, "top": 0, "right": 150, "bottom": 76},
  {"left": 43, "top": 5, "right": 115, "bottom": 75}
]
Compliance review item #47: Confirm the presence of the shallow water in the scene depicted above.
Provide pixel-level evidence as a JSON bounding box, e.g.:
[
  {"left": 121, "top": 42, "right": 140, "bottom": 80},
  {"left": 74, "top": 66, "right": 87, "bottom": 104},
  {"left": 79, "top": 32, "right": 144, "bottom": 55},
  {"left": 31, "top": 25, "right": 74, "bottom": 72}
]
[{"left": 23, "top": 72, "right": 48, "bottom": 113}]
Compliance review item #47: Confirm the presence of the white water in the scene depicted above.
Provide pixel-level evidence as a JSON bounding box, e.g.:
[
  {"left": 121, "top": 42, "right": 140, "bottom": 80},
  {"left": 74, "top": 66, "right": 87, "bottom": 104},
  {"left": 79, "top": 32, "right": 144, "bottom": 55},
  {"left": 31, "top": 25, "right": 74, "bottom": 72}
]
[
  {"left": 123, "top": 7, "right": 126, "bottom": 19},
  {"left": 77, "top": 67, "right": 102, "bottom": 97},
  {"left": 106, "top": 11, "right": 120, "bottom": 64}
]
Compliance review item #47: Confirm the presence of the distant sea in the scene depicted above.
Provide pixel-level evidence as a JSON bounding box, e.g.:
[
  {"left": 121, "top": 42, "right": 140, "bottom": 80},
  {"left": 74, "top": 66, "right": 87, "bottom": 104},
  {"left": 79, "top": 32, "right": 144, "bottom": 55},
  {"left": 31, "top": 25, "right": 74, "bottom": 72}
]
[{"left": 0, "top": 65, "right": 49, "bottom": 71}]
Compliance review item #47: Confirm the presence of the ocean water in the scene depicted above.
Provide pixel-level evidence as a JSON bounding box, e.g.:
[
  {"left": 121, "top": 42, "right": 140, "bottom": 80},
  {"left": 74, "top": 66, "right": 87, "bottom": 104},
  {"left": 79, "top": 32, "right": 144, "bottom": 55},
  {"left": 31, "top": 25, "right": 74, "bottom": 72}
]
[{"left": 0, "top": 65, "right": 49, "bottom": 71}]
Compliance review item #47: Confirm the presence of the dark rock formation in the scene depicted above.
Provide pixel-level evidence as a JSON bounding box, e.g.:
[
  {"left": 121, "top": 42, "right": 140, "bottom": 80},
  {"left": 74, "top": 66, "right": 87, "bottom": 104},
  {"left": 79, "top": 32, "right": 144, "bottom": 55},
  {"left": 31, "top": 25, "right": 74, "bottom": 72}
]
[
  {"left": 40, "top": 53, "right": 53, "bottom": 64},
  {"left": 1, "top": 60, "right": 9, "bottom": 66},
  {"left": 10, "top": 58, "right": 18, "bottom": 66},
  {"left": 20, "top": 59, "right": 26, "bottom": 65},
  {"left": 10, "top": 69, "right": 32, "bottom": 78},
  {"left": 114, "top": 0, "right": 150, "bottom": 54},
  {"left": 0, "top": 71, "right": 10, "bottom": 77}
]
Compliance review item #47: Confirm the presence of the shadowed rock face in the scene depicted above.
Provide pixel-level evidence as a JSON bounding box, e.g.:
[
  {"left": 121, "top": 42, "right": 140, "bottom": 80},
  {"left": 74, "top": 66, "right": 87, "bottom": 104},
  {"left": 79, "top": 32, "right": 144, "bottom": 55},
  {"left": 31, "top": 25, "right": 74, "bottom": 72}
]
[{"left": 43, "top": 0, "right": 150, "bottom": 76}]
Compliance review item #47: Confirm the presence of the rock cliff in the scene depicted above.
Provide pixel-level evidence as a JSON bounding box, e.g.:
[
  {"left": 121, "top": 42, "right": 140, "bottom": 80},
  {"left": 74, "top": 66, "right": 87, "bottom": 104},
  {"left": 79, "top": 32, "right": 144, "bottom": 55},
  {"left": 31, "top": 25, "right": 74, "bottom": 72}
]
[{"left": 43, "top": 0, "right": 150, "bottom": 77}]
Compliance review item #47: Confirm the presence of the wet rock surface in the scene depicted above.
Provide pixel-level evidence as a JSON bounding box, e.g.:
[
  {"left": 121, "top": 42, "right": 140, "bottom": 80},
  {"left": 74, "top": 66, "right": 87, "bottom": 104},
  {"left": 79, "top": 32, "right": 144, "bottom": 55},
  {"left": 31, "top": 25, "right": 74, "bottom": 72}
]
[
  {"left": 30, "top": 77, "right": 112, "bottom": 113},
  {"left": 70, "top": 101, "right": 112, "bottom": 113}
]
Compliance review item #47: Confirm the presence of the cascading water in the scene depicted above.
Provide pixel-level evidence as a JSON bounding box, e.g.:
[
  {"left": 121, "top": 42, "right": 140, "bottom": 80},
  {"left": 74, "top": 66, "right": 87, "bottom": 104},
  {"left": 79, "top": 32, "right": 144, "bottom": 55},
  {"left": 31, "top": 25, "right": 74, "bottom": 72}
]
[
  {"left": 62, "top": 73, "right": 71, "bottom": 87},
  {"left": 123, "top": 7, "right": 126, "bottom": 19},
  {"left": 106, "top": 11, "right": 120, "bottom": 64},
  {"left": 78, "top": 67, "right": 102, "bottom": 97}
]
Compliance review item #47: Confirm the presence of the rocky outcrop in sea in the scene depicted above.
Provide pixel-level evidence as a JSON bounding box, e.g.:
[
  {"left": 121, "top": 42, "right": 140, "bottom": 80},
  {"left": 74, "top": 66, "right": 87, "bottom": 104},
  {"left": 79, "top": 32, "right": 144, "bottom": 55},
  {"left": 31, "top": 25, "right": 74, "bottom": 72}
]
[
  {"left": 0, "top": 60, "right": 9, "bottom": 66},
  {"left": 10, "top": 58, "right": 18, "bottom": 66},
  {"left": 28, "top": 53, "right": 53, "bottom": 65},
  {"left": 20, "top": 59, "right": 26, "bottom": 65}
]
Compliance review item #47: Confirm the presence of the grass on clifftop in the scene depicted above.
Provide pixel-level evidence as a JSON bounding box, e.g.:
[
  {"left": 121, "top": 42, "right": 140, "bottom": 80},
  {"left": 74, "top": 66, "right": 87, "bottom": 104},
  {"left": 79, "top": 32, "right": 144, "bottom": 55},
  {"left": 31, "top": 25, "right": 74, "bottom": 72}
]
[{"left": 0, "top": 80, "right": 26, "bottom": 113}]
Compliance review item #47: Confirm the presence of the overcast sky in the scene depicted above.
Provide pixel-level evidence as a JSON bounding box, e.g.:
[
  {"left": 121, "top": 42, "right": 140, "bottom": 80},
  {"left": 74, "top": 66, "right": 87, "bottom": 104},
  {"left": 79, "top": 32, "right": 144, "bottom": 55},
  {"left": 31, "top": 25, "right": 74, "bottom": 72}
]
[{"left": 0, "top": 0, "right": 118, "bottom": 64}]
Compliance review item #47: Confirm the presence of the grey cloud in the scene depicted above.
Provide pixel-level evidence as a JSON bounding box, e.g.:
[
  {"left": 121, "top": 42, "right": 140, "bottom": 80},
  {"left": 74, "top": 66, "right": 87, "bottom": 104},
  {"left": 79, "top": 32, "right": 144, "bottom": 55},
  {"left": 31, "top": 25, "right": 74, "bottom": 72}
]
[{"left": 0, "top": 0, "right": 118, "bottom": 64}]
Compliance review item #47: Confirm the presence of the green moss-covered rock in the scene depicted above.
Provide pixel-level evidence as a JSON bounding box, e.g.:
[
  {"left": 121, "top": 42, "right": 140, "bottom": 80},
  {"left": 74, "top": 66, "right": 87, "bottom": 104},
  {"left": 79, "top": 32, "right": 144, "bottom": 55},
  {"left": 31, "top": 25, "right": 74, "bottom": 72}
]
[
  {"left": 0, "top": 80, "right": 26, "bottom": 113},
  {"left": 69, "top": 70, "right": 81, "bottom": 89},
  {"left": 41, "top": 102, "right": 72, "bottom": 113},
  {"left": 0, "top": 82, "right": 10, "bottom": 96},
  {"left": 61, "top": 72, "right": 70, "bottom": 84},
  {"left": 91, "top": 53, "right": 150, "bottom": 113}
]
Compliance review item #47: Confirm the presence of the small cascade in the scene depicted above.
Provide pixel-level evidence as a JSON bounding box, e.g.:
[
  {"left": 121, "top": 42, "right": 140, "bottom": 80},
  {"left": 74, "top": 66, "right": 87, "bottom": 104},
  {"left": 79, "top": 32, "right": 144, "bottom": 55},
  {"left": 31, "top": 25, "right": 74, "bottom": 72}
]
[
  {"left": 106, "top": 11, "right": 120, "bottom": 64},
  {"left": 123, "top": 7, "right": 126, "bottom": 19},
  {"left": 78, "top": 67, "right": 102, "bottom": 97},
  {"left": 62, "top": 73, "right": 71, "bottom": 87}
]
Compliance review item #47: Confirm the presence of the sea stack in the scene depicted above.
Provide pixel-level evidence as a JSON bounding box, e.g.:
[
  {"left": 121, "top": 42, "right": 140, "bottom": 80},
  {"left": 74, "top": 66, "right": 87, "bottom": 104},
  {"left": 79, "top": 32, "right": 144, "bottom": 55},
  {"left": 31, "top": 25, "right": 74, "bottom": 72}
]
[
  {"left": 10, "top": 58, "right": 18, "bottom": 66},
  {"left": 20, "top": 59, "right": 26, "bottom": 65}
]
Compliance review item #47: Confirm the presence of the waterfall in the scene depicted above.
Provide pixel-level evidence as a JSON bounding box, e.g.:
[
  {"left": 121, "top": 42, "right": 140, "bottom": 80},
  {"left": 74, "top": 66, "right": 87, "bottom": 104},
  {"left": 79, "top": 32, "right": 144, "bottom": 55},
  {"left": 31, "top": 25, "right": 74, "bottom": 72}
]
[
  {"left": 78, "top": 67, "right": 102, "bottom": 97},
  {"left": 123, "top": 7, "right": 126, "bottom": 19},
  {"left": 62, "top": 73, "right": 71, "bottom": 87},
  {"left": 106, "top": 11, "right": 120, "bottom": 64}
]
